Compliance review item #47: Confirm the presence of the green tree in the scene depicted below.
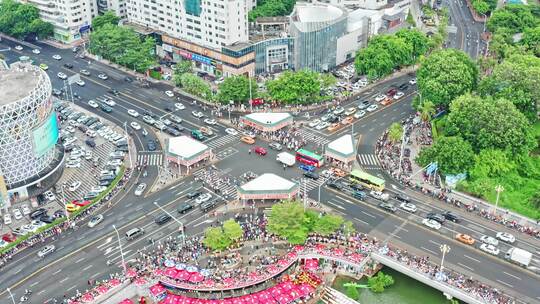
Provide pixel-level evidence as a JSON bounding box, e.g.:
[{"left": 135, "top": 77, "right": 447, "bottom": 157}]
[
  {"left": 396, "top": 29, "right": 430, "bottom": 61},
  {"left": 267, "top": 200, "right": 310, "bottom": 244},
  {"left": 487, "top": 4, "right": 539, "bottom": 34},
  {"left": 320, "top": 73, "right": 337, "bottom": 89},
  {"left": 406, "top": 11, "right": 416, "bottom": 27},
  {"left": 355, "top": 46, "right": 394, "bottom": 79},
  {"left": 368, "top": 272, "right": 395, "bottom": 293},
  {"left": 417, "top": 49, "right": 478, "bottom": 108},
  {"left": 530, "top": 191, "right": 540, "bottom": 209},
  {"left": 91, "top": 11, "right": 120, "bottom": 29},
  {"left": 266, "top": 70, "right": 321, "bottom": 104},
  {"left": 521, "top": 26, "right": 540, "bottom": 56},
  {"left": 472, "top": 0, "right": 490, "bottom": 15},
  {"left": 478, "top": 53, "right": 540, "bottom": 121},
  {"left": 370, "top": 35, "right": 414, "bottom": 66},
  {"left": 217, "top": 76, "right": 257, "bottom": 104},
  {"left": 418, "top": 100, "right": 436, "bottom": 121},
  {"left": 346, "top": 284, "right": 360, "bottom": 300},
  {"left": 174, "top": 60, "right": 193, "bottom": 75},
  {"left": 248, "top": 0, "right": 296, "bottom": 21},
  {"left": 203, "top": 227, "right": 231, "bottom": 251},
  {"left": 0, "top": 0, "right": 53, "bottom": 39},
  {"left": 343, "top": 221, "right": 355, "bottom": 236},
  {"left": 312, "top": 214, "right": 344, "bottom": 236},
  {"left": 469, "top": 149, "right": 516, "bottom": 180},
  {"left": 223, "top": 219, "right": 244, "bottom": 242},
  {"left": 179, "top": 73, "right": 212, "bottom": 99},
  {"left": 28, "top": 19, "right": 53, "bottom": 39},
  {"left": 416, "top": 136, "right": 475, "bottom": 175},
  {"left": 445, "top": 94, "right": 536, "bottom": 155},
  {"left": 388, "top": 123, "right": 404, "bottom": 143}
]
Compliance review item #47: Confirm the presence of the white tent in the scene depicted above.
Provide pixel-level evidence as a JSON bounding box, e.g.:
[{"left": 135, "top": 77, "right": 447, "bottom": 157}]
[
  {"left": 325, "top": 134, "right": 356, "bottom": 163},
  {"left": 238, "top": 173, "right": 299, "bottom": 200},
  {"left": 240, "top": 113, "right": 293, "bottom": 132},
  {"left": 166, "top": 136, "right": 212, "bottom": 166}
]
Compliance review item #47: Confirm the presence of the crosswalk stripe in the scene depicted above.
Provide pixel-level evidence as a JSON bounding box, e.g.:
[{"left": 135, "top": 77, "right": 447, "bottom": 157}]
[{"left": 358, "top": 154, "right": 379, "bottom": 165}]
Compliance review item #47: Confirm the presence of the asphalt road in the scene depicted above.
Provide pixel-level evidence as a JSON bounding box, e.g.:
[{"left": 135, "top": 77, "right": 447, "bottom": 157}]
[
  {"left": 1, "top": 28, "right": 539, "bottom": 303},
  {"left": 444, "top": 0, "right": 487, "bottom": 58}
]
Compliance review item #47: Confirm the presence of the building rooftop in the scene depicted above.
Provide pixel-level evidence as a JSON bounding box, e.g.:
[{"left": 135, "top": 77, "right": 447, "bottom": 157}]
[
  {"left": 294, "top": 3, "right": 345, "bottom": 23},
  {"left": 243, "top": 112, "right": 293, "bottom": 127},
  {"left": 0, "top": 63, "right": 42, "bottom": 106},
  {"left": 239, "top": 173, "right": 297, "bottom": 193},
  {"left": 326, "top": 134, "right": 356, "bottom": 158},
  {"left": 167, "top": 136, "right": 210, "bottom": 160}
]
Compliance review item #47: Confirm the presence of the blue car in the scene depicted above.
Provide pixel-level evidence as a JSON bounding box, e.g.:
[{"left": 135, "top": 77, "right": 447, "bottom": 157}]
[{"left": 299, "top": 164, "right": 315, "bottom": 172}]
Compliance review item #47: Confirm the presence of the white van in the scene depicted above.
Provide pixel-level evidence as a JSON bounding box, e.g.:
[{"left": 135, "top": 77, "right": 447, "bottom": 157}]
[{"left": 125, "top": 227, "right": 144, "bottom": 240}]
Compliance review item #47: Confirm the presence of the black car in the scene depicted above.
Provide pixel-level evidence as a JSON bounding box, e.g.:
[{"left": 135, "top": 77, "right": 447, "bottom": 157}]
[
  {"left": 327, "top": 180, "right": 344, "bottom": 190},
  {"left": 350, "top": 183, "right": 364, "bottom": 191},
  {"left": 155, "top": 214, "right": 172, "bottom": 225},
  {"left": 164, "top": 104, "right": 174, "bottom": 112},
  {"left": 395, "top": 194, "right": 411, "bottom": 203},
  {"left": 108, "top": 89, "right": 120, "bottom": 96},
  {"left": 353, "top": 191, "right": 366, "bottom": 200},
  {"left": 398, "top": 83, "right": 409, "bottom": 91},
  {"left": 186, "top": 191, "right": 202, "bottom": 199},
  {"left": 124, "top": 76, "right": 133, "bottom": 82},
  {"left": 165, "top": 127, "right": 181, "bottom": 136},
  {"left": 379, "top": 202, "right": 397, "bottom": 213},
  {"left": 147, "top": 140, "right": 156, "bottom": 151},
  {"left": 177, "top": 203, "right": 193, "bottom": 214},
  {"left": 172, "top": 123, "right": 185, "bottom": 132},
  {"left": 115, "top": 145, "right": 129, "bottom": 152},
  {"left": 98, "top": 179, "right": 112, "bottom": 187},
  {"left": 200, "top": 201, "right": 217, "bottom": 212},
  {"left": 53, "top": 210, "right": 66, "bottom": 218},
  {"left": 40, "top": 215, "right": 55, "bottom": 223},
  {"left": 52, "top": 89, "right": 62, "bottom": 96},
  {"left": 303, "top": 171, "right": 319, "bottom": 179},
  {"left": 85, "top": 139, "right": 96, "bottom": 147},
  {"left": 63, "top": 63, "right": 73, "bottom": 69},
  {"left": 358, "top": 100, "right": 370, "bottom": 109},
  {"left": 443, "top": 211, "right": 460, "bottom": 223},
  {"left": 427, "top": 213, "right": 446, "bottom": 224},
  {"left": 30, "top": 208, "right": 47, "bottom": 220}
]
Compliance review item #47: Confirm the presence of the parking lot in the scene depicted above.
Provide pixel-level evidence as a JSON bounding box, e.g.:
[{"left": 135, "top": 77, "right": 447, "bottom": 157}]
[{"left": 0, "top": 101, "right": 128, "bottom": 247}]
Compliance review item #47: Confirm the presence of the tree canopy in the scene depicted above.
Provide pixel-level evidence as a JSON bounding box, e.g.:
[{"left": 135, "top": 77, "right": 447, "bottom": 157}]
[
  {"left": 0, "top": 0, "right": 53, "bottom": 39},
  {"left": 178, "top": 73, "right": 213, "bottom": 99},
  {"left": 89, "top": 24, "right": 156, "bottom": 72},
  {"left": 203, "top": 219, "right": 244, "bottom": 251},
  {"left": 91, "top": 11, "right": 120, "bottom": 29},
  {"left": 217, "top": 76, "right": 257, "bottom": 104},
  {"left": 388, "top": 123, "right": 404, "bottom": 143},
  {"left": 416, "top": 136, "right": 476, "bottom": 175},
  {"left": 223, "top": 219, "right": 244, "bottom": 242},
  {"left": 416, "top": 49, "right": 478, "bottom": 108},
  {"left": 487, "top": 4, "right": 540, "bottom": 34},
  {"left": 248, "top": 0, "right": 296, "bottom": 22},
  {"left": 444, "top": 94, "right": 536, "bottom": 155},
  {"left": 368, "top": 271, "right": 395, "bottom": 293},
  {"left": 266, "top": 70, "right": 322, "bottom": 104}
]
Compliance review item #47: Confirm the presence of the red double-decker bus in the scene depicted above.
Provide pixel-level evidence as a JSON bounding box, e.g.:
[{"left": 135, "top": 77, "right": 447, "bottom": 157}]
[{"left": 295, "top": 149, "right": 324, "bottom": 167}]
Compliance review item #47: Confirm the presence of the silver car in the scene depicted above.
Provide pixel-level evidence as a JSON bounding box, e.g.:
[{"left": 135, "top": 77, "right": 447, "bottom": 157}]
[{"left": 38, "top": 245, "right": 56, "bottom": 258}]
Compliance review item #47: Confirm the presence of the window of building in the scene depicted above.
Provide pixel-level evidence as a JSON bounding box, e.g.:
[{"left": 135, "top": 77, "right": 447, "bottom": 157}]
[{"left": 185, "top": 0, "right": 201, "bottom": 16}]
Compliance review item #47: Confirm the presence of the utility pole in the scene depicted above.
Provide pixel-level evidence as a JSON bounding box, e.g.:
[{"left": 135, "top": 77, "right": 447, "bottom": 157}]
[
  {"left": 112, "top": 225, "right": 127, "bottom": 275},
  {"left": 123, "top": 122, "right": 133, "bottom": 168},
  {"left": 439, "top": 244, "right": 450, "bottom": 274},
  {"left": 397, "top": 125, "right": 407, "bottom": 177},
  {"left": 494, "top": 185, "right": 504, "bottom": 214},
  {"left": 154, "top": 202, "right": 185, "bottom": 243},
  {"left": 6, "top": 288, "right": 16, "bottom": 304}
]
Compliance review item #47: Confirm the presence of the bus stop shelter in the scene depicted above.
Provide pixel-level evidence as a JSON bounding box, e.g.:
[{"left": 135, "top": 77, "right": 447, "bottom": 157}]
[
  {"left": 325, "top": 134, "right": 356, "bottom": 168},
  {"left": 239, "top": 113, "right": 293, "bottom": 132},
  {"left": 166, "top": 136, "right": 213, "bottom": 173},
  {"left": 238, "top": 173, "right": 299, "bottom": 201}
]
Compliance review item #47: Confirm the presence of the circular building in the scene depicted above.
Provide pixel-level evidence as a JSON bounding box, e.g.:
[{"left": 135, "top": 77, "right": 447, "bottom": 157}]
[{"left": 0, "top": 62, "right": 63, "bottom": 207}]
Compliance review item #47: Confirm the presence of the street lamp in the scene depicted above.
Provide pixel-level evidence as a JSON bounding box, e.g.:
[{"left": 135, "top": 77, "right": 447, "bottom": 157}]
[
  {"left": 154, "top": 201, "right": 185, "bottom": 244},
  {"left": 397, "top": 125, "right": 408, "bottom": 177},
  {"left": 60, "top": 185, "right": 70, "bottom": 228},
  {"left": 112, "top": 225, "right": 127, "bottom": 275},
  {"left": 439, "top": 244, "right": 451, "bottom": 275},
  {"left": 494, "top": 185, "right": 504, "bottom": 213},
  {"left": 6, "top": 288, "right": 16, "bottom": 304},
  {"left": 123, "top": 122, "right": 133, "bottom": 168}
]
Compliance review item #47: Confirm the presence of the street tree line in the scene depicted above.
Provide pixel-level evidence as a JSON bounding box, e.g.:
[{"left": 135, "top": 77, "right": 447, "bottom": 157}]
[{"left": 0, "top": 0, "right": 53, "bottom": 40}]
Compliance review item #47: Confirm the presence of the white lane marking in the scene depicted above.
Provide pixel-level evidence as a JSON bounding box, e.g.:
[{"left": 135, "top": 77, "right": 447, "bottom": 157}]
[
  {"left": 457, "top": 262, "right": 474, "bottom": 271},
  {"left": 496, "top": 279, "right": 513, "bottom": 288},
  {"left": 75, "top": 257, "right": 85, "bottom": 263},
  {"left": 38, "top": 289, "right": 46, "bottom": 295},
  {"left": 52, "top": 269, "right": 62, "bottom": 275},
  {"left": 29, "top": 281, "right": 39, "bottom": 287},
  {"left": 361, "top": 211, "right": 376, "bottom": 218},
  {"left": 193, "top": 219, "right": 213, "bottom": 228},
  {"left": 97, "top": 237, "right": 113, "bottom": 249},
  {"left": 354, "top": 217, "right": 369, "bottom": 225},
  {"left": 395, "top": 225, "right": 409, "bottom": 233},
  {"left": 90, "top": 272, "right": 101, "bottom": 278},
  {"left": 392, "top": 235, "right": 402, "bottom": 239},
  {"left": 60, "top": 277, "right": 70, "bottom": 283},
  {"left": 463, "top": 254, "right": 481, "bottom": 263},
  {"left": 327, "top": 201, "right": 346, "bottom": 210},
  {"left": 503, "top": 271, "right": 522, "bottom": 281},
  {"left": 82, "top": 264, "right": 93, "bottom": 271},
  {"left": 420, "top": 246, "right": 438, "bottom": 256},
  {"left": 428, "top": 240, "right": 441, "bottom": 246},
  {"left": 67, "top": 285, "right": 77, "bottom": 291}
]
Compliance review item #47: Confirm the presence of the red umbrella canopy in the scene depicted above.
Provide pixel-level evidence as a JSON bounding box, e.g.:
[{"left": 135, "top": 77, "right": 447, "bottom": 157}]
[
  {"left": 149, "top": 283, "right": 165, "bottom": 296},
  {"left": 178, "top": 296, "right": 194, "bottom": 304},
  {"left": 96, "top": 285, "right": 110, "bottom": 294},
  {"left": 134, "top": 277, "right": 148, "bottom": 286},
  {"left": 242, "top": 294, "right": 259, "bottom": 304},
  {"left": 109, "top": 278, "right": 122, "bottom": 287},
  {"left": 126, "top": 268, "right": 138, "bottom": 278},
  {"left": 298, "top": 283, "right": 315, "bottom": 296},
  {"left": 293, "top": 245, "right": 304, "bottom": 252},
  {"left": 349, "top": 253, "right": 363, "bottom": 263},
  {"left": 202, "top": 279, "right": 215, "bottom": 287},
  {"left": 280, "top": 281, "right": 294, "bottom": 291},
  {"left": 248, "top": 271, "right": 259, "bottom": 281},
  {"left": 81, "top": 293, "right": 94, "bottom": 303},
  {"left": 332, "top": 247, "right": 344, "bottom": 256},
  {"left": 164, "top": 267, "right": 178, "bottom": 279},
  {"left": 276, "top": 294, "right": 292, "bottom": 304},
  {"left": 118, "top": 299, "right": 134, "bottom": 304},
  {"left": 223, "top": 278, "right": 235, "bottom": 286},
  {"left": 176, "top": 270, "right": 191, "bottom": 281},
  {"left": 269, "top": 285, "right": 283, "bottom": 297},
  {"left": 192, "top": 299, "right": 209, "bottom": 304},
  {"left": 266, "top": 265, "right": 278, "bottom": 274},
  {"left": 153, "top": 268, "right": 164, "bottom": 276},
  {"left": 277, "top": 259, "right": 289, "bottom": 267},
  {"left": 160, "top": 294, "right": 179, "bottom": 304},
  {"left": 315, "top": 244, "right": 326, "bottom": 252},
  {"left": 304, "top": 259, "right": 318, "bottom": 270},
  {"left": 189, "top": 272, "right": 205, "bottom": 283},
  {"left": 232, "top": 297, "right": 246, "bottom": 304},
  {"left": 286, "top": 251, "right": 297, "bottom": 260}
]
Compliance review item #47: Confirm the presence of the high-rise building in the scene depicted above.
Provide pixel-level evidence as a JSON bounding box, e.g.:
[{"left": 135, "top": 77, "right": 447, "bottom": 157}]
[
  {"left": 97, "top": 0, "right": 127, "bottom": 19},
  {"left": 20, "top": 0, "right": 97, "bottom": 43},
  {"left": 126, "top": 0, "right": 248, "bottom": 50}
]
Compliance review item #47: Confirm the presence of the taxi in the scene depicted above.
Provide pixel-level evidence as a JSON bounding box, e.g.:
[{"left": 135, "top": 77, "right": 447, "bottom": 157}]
[
  {"left": 327, "top": 123, "right": 340, "bottom": 132},
  {"left": 456, "top": 233, "right": 475, "bottom": 245},
  {"left": 341, "top": 117, "right": 354, "bottom": 125},
  {"left": 330, "top": 167, "right": 347, "bottom": 177},
  {"left": 66, "top": 203, "right": 81, "bottom": 213},
  {"left": 72, "top": 200, "right": 92, "bottom": 207},
  {"left": 240, "top": 136, "right": 255, "bottom": 144},
  {"left": 39, "top": 63, "right": 48, "bottom": 70}
]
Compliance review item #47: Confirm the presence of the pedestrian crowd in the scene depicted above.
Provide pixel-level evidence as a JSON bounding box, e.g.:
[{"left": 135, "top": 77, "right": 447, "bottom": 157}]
[{"left": 375, "top": 114, "right": 540, "bottom": 239}]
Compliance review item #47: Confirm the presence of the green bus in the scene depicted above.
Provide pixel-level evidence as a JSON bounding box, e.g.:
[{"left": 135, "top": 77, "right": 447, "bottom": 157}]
[
  {"left": 295, "top": 148, "right": 324, "bottom": 167},
  {"left": 349, "top": 170, "right": 385, "bottom": 191}
]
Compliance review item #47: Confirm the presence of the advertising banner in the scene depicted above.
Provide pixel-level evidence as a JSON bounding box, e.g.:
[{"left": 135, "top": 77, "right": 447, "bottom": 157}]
[
  {"left": 0, "top": 174, "right": 7, "bottom": 208},
  {"left": 32, "top": 112, "right": 59, "bottom": 157}
]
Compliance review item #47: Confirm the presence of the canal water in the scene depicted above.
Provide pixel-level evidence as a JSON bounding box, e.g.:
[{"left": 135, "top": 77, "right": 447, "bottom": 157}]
[{"left": 332, "top": 267, "right": 458, "bottom": 304}]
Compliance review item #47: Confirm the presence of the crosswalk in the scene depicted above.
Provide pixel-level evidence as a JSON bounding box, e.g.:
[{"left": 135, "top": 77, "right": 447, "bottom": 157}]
[
  {"left": 192, "top": 169, "right": 238, "bottom": 200},
  {"left": 137, "top": 153, "right": 163, "bottom": 166},
  {"left": 205, "top": 134, "right": 239, "bottom": 149},
  {"left": 293, "top": 176, "right": 330, "bottom": 193},
  {"left": 297, "top": 129, "right": 331, "bottom": 146},
  {"left": 357, "top": 153, "right": 379, "bottom": 166}
]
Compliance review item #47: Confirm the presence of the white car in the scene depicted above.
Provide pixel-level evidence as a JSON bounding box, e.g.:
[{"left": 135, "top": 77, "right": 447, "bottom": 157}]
[
  {"left": 315, "top": 121, "right": 330, "bottom": 130},
  {"left": 0, "top": 240, "right": 10, "bottom": 248},
  {"left": 422, "top": 219, "right": 441, "bottom": 230},
  {"left": 75, "top": 80, "right": 85, "bottom": 86},
  {"left": 66, "top": 126, "right": 75, "bottom": 133},
  {"left": 399, "top": 202, "right": 417, "bottom": 213},
  {"left": 31, "top": 220, "right": 46, "bottom": 229},
  {"left": 103, "top": 98, "right": 116, "bottom": 107},
  {"left": 21, "top": 204, "right": 31, "bottom": 215},
  {"left": 480, "top": 243, "right": 500, "bottom": 256},
  {"left": 195, "top": 193, "right": 212, "bottom": 204},
  {"left": 44, "top": 191, "right": 56, "bottom": 201},
  {"left": 165, "top": 90, "right": 174, "bottom": 97},
  {"left": 37, "top": 245, "right": 56, "bottom": 258},
  {"left": 130, "top": 122, "right": 141, "bottom": 130},
  {"left": 374, "top": 94, "right": 386, "bottom": 102},
  {"left": 308, "top": 119, "right": 321, "bottom": 128},
  {"left": 15, "top": 45, "right": 23, "bottom": 51},
  {"left": 88, "top": 100, "right": 99, "bottom": 108},
  {"left": 393, "top": 91, "right": 404, "bottom": 100},
  {"left": 128, "top": 109, "right": 139, "bottom": 117},
  {"left": 57, "top": 72, "right": 67, "bottom": 80},
  {"left": 69, "top": 181, "right": 81, "bottom": 192},
  {"left": 98, "top": 73, "right": 108, "bottom": 80},
  {"left": 366, "top": 104, "right": 378, "bottom": 112},
  {"left": 333, "top": 107, "right": 345, "bottom": 115},
  {"left": 52, "top": 54, "right": 62, "bottom": 60},
  {"left": 88, "top": 214, "right": 104, "bottom": 228},
  {"left": 13, "top": 209, "right": 23, "bottom": 220},
  {"left": 192, "top": 111, "right": 204, "bottom": 118},
  {"left": 480, "top": 235, "right": 499, "bottom": 246},
  {"left": 409, "top": 78, "right": 417, "bottom": 85},
  {"left": 204, "top": 118, "right": 217, "bottom": 125},
  {"left": 225, "top": 128, "right": 238, "bottom": 136},
  {"left": 21, "top": 224, "right": 38, "bottom": 233},
  {"left": 90, "top": 186, "right": 107, "bottom": 193},
  {"left": 3, "top": 214, "right": 12, "bottom": 225},
  {"left": 344, "top": 107, "right": 357, "bottom": 116},
  {"left": 66, "top": 161, "right": 81, "bottom": 168},
  {"left": 354, "top": 110, "right": 366, "bottom": 119},
  {"left": 32, "top": 49, "right": 40, "bottom": 54},
  {"left": 496, "top": 232, "right": 516, "bottom": 244},
  {"left": 134, "top": 183, "right": 147, "bottom": 196},
  {"left": 86, "top": 130, "right": 97, "bottom": 138},
  {"left": 175, "top": 103, "right": 185, "bottom": 110}
]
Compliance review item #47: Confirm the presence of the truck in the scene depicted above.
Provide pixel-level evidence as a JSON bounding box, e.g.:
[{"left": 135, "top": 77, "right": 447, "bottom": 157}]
[
  {"left": 276, "top": 152, "right": 295, "bottom": 167},
  {"left": 505, "top": 247, "right": 532, "bottom": 267}
]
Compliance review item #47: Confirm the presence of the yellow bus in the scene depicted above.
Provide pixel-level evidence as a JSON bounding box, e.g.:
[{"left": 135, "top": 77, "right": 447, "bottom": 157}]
[{"left": 349, "top": 170, "right": 385, "bottom": 192}]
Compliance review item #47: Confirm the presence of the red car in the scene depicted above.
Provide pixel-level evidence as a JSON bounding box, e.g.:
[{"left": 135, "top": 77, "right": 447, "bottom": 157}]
[
  {"left": 2, "top": 232, "right": 16, "bottom": 243},
  {"left": 254, "top": 146, "right": 267, "bottom": 156},
  {"left": 72, "top": 200, "right": 92, "bottom": 207},
  {"left": 386, "top": 88, "right": 397, "bottom": 97}
]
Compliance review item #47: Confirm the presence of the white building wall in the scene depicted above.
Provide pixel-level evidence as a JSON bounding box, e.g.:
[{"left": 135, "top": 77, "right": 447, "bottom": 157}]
[
  {"left": 336, "top": 26, "right": 364, "bottom": 65},
  {"left": 324, "top": 0, "right": 388, "bottom": 10}
]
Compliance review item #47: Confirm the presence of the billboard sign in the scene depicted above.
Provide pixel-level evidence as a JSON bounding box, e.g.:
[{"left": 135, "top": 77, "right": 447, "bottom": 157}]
[{"left": 32, "top": 112, "right": 59, "bottom": 157}]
